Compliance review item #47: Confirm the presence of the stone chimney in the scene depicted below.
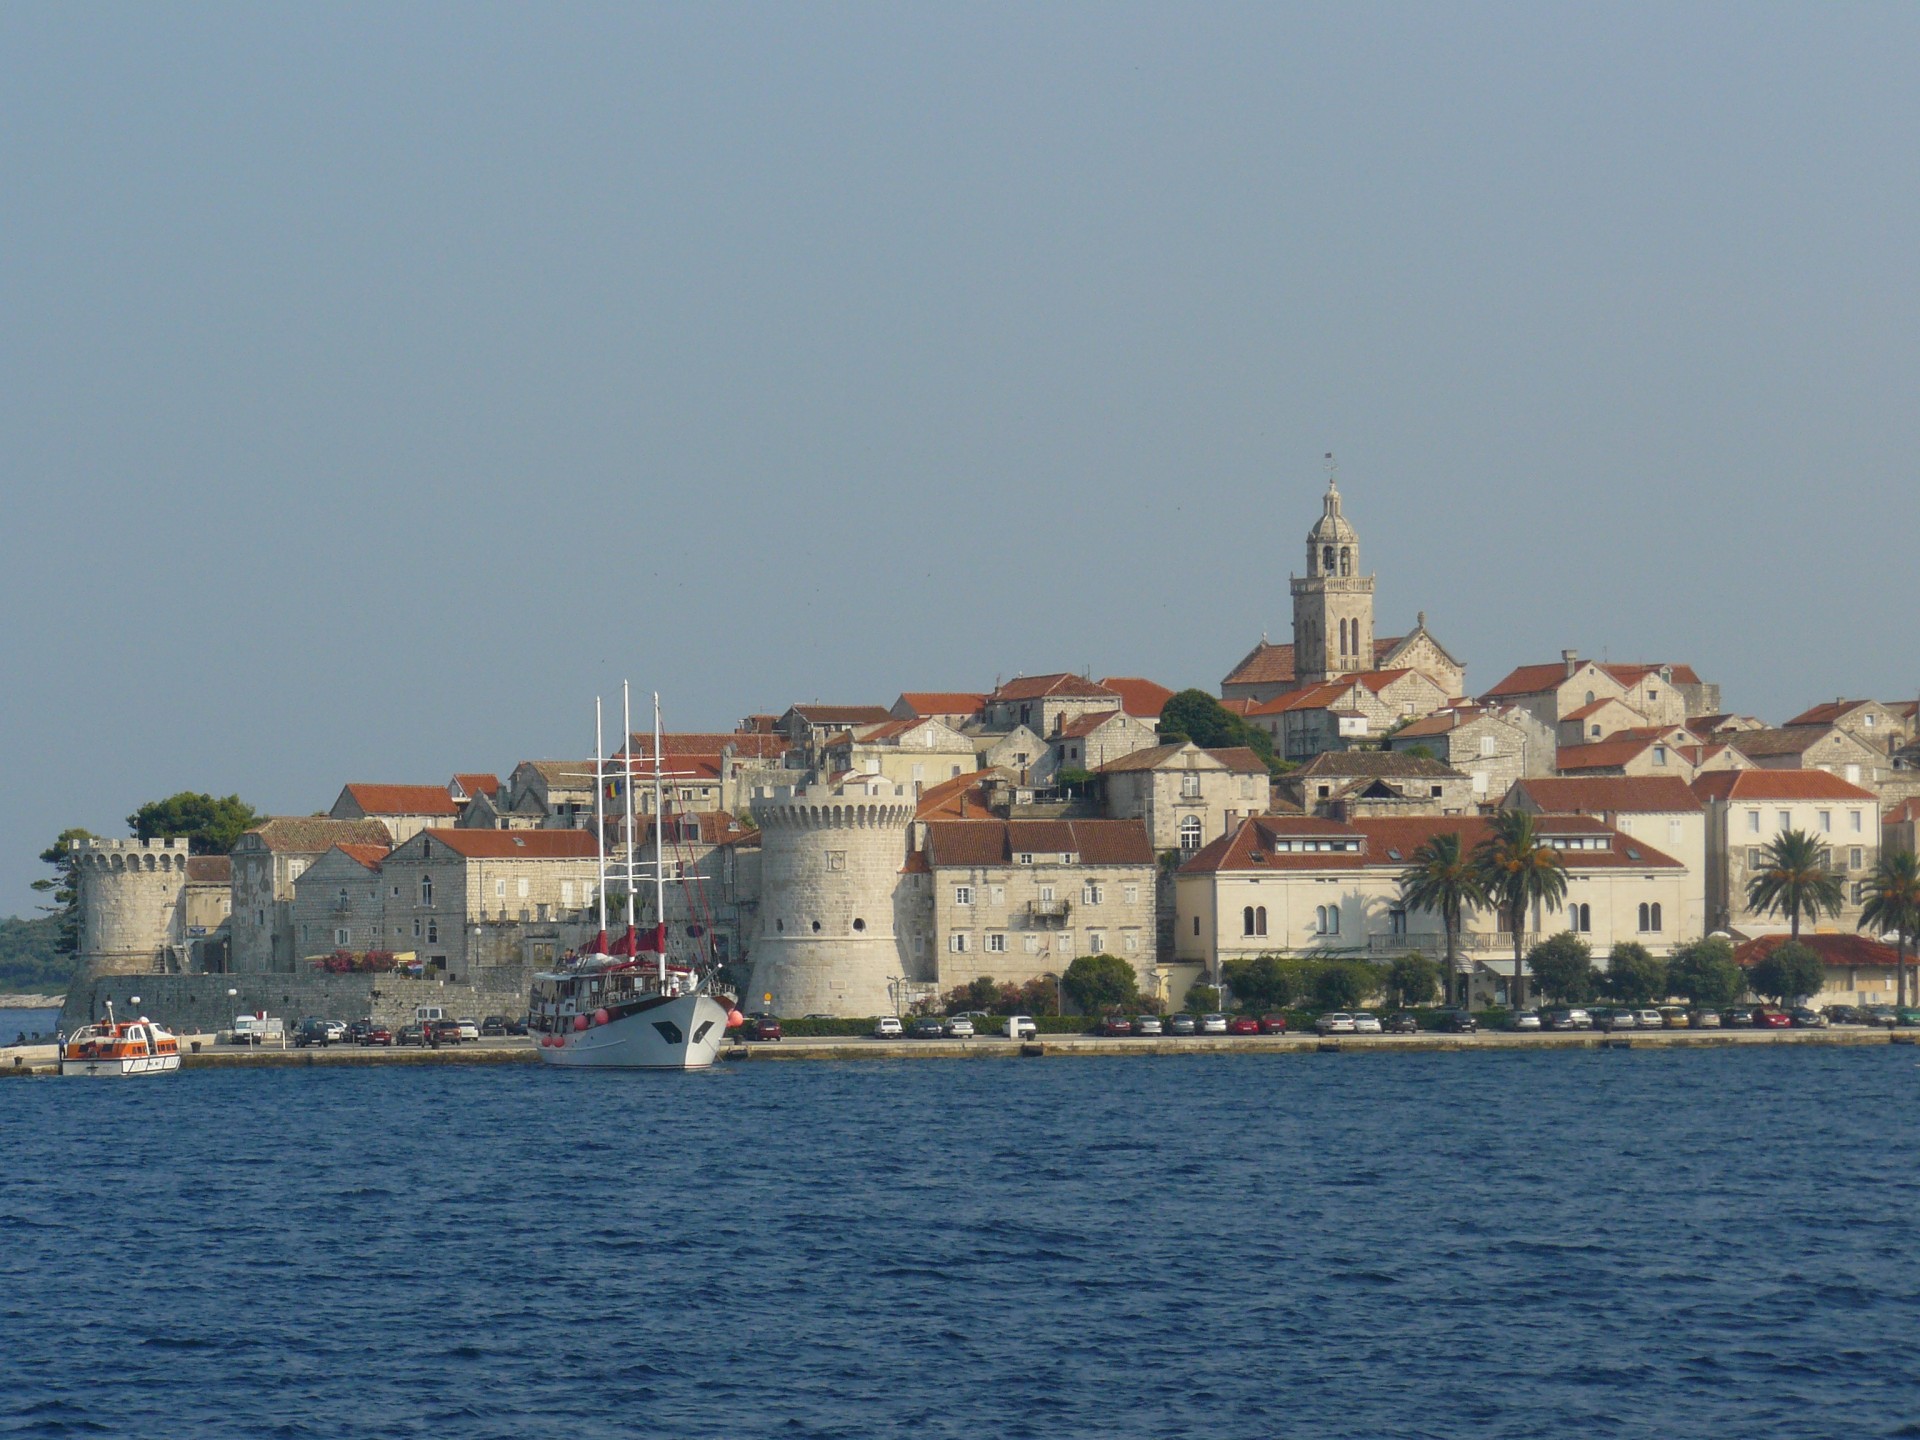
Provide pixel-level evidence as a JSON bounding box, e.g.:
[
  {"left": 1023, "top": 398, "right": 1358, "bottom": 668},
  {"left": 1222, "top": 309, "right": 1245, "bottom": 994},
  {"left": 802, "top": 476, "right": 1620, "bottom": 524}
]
[{"left": 1562, "top": 649, "right": 1579, "bottom": 679}]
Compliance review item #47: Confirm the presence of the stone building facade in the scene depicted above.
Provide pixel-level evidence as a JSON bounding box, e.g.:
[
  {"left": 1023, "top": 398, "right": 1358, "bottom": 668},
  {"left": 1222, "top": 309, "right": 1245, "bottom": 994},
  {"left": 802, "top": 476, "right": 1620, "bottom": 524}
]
[
  {"left": 1694, "top": 770, "right": 1880, "bottom": 936},
  {"left": 1386, "top": 705, "right": 1553, "bottom": 803},
  {"left": 328, "top": 784, "right": 461, "bottom": 843},
  {"left": 1096, "top": 743, "right": 1271, "bottom": 856},
  {"left": 70, "top": 837, "right": 232, "bottom": 977},
  {"left": 230, "top": 818, "right": 394, "bottom": 972},
  {"left": 288, "top": 844, "right": 392, "bottom": 960}
]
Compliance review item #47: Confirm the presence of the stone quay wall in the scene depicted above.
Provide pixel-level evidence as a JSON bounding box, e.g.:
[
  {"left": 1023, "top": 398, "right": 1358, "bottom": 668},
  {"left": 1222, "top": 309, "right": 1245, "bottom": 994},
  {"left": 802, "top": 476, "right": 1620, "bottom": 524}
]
[{"left": 60, "top": 969, "right": 534, "bottom": 1036}]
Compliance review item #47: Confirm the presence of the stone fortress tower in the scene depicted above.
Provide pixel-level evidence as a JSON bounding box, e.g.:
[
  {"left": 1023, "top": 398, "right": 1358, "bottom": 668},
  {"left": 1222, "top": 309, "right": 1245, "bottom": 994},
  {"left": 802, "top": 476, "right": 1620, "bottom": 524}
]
[
  {"left": 747, "top": 778, "right": 916, "bottom": 1016},
  {"left": 70, "top": 837, "right": 197, "bottom": 977},
  {"left": 1290, "top": 467, "right": 1376, "bottom": 686}
]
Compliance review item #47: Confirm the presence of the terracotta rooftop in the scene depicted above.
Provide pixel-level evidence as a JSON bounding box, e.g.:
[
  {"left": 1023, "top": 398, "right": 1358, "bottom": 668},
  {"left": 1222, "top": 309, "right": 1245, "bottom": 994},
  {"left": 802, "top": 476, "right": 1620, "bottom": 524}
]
[
  {"left": 1291, "top": 751, "right": 1461, "bottom": 779},
  {"left": 1885, "top": 797, "right": 1920, "bottom": 826},
  {"left": 1097, "top": 677, "right": 1176, "bottom": 719},
  {"left": 332, "top": 843, "right": 392, "bottom": 871},
  {"left": 413, "top": 829, "right": 599, "bottom": 860},
  {"left": 921, "top": 818, "right": 1153, "bottom": 867},
  {"left": 621, "top": 732, "right": 788, "bottom": 760},
  {"left": 988, "top": 673, "right": 1119, "bottom": 703},
  {"left": 1691, "top": 770, "right": 1877, "bottom": 803},
  {"left": 1725, "top": 727, "right": 1848, "bottom": 760},
  {"left": 184, "top": 855, "right": 232, "bottom": 883},
  {"left": 1734, "top": 933, "right": 1901, "bottom": 970},
  {"left": 1222, "top": 641, "right": 1298, "bottom": 688},
  {"left": 1554, "top": 738, "right": 1673, "bottom": 772},
  {"left": 451, "top": 773, "right": 501, "bottom": 798},
  {"left": 893, "top": 692, "right": 986, "bottom": 717},
  {"left": 339, "top": 784, "right": 461, "bottom": 817},
  {"left": 1094, "top": 743, "right": 1267, "bottom": 776},
  {"left": 1055, "top": 710, "right": 1123, "bottom": 740},
  {"left": 1181, "top": 812, "right": 1681, "bottom": 875},
  {"left": 914, "top": 770, "right": 1002, "bottom": 821},
  {"left": 242, "top": 818, "right": 395, "bottom": 854}
]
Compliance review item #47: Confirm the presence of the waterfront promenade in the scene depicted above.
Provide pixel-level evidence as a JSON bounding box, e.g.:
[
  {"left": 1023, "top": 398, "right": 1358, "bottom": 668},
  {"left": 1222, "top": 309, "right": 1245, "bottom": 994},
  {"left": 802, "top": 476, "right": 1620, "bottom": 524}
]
[{"left": 6, "top": 1024, "right": 1916, "bottom": 1075}]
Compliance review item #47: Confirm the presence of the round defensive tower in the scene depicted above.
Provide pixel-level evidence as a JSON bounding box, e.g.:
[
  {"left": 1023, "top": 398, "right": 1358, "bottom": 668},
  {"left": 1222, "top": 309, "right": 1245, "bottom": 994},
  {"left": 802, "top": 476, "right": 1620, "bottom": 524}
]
[
  {"left": 71, "top": 836, "right": 193, "bottom": 977},
  {"left": 749, "top": 779, "right": 916, "bottom": 1017}
]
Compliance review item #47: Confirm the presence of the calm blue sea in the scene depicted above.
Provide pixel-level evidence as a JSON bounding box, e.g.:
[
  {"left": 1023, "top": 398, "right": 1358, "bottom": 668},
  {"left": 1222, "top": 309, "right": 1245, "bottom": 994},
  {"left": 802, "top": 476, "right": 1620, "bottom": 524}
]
[{"left": 3, "top": 1048, "right": 1919, "bottom": 1438}]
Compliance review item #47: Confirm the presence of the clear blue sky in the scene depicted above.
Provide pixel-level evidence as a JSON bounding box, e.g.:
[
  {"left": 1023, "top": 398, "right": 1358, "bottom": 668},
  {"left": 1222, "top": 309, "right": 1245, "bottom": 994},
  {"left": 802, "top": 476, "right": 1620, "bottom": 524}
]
[{"left": 5, "top": 3, "right": 1918, "bottom": 910}]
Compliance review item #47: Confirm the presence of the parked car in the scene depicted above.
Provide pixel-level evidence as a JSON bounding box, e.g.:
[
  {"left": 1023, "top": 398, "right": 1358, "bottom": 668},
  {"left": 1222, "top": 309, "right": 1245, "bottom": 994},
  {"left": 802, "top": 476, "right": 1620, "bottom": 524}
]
[
  {"left": 1864, "top": 1005, "right": 1899, "bottom": 1028},
  {"left": 1824, "top": 1004, "right": 1864, "bottom": 1025},
  {"left": 1720, "top": 1006, "right": 1756, "bottom": 1028},
  {"left": 1687, "top": 1009, "right": 1722, "bottom": 1029},
  {"left": 506, "top": 1016, "right": 528, "bottom": 1036},
  {"left": 480, "top": 1015, "right": 508, "bottom": 1036},
  {"left": 396, "top": 1023, "right": 425, "bottom": 1046},
  {"left": 1634, "top": 1008, "right": 1666, "bottom": 1031},
  {"left": 365, "top": 1024, "right": 393, "bottom": 1046},
  {"left": 1543, "top": 1008, "right": 1590, "bottom": 1031},
  {"left": 1198, "top": 1013, "right": 1229, "bottom": 1035},
  {"left": 1657, "top": 1006, "right": 1690, "bottom": 1029},
  {"left": 1315, "top": 1012, "right": 1357, "bottom": 1035},
  {"left": 908, "top": 1017, "right": 947, "bottom": 1039},
  {"left": 1259, "top": 1013, "right": 1290, "bottom": 1034},
  {"left": 1899, "top": 1009, "right": 1920, "bottom": 1028},
  {"left": 1002, "top": 1015, "right": 1038, "bottom": 1040},
  {"left": 1166, "top": 1013, "right": 1197, "bottom": 1036},
  {"left": 1134, "top": 1015, "right": 1164, "bottom": 1036},
  {"left": 1100, "top": 1015, "right": 1134, "bottom": 1037},
  {"left": 1789, "top": 1006, "right": 1829, "bottom": 1029},
  {"left": 455, "top": 1017, "right": 480, "bottom": 1041},
  {"left": 943, "top": 1017, "right": 976, "bottom": 1039},
  {"left": 744, "top": 1015, "right": 784, "bottom": 1041},
  {"left": 1595, "top": 1008, "right": 1638, "bottom": 1031},
  {"left": 1385, "top": 1012, "right": 1419, "bottom": 1035},
  {"left": 1754, "top": 1007, "right": 1793, "bottom": 1029},
  {"left": 1228, "top": 1015, "right": 1261, "bottom": 1035},
  {"left": 1510, "top": 1009, "right": 1543, "bottom": 1031},
  {"left": 873, "top": 1016, "right": 904, "bottom": 1039},
  {"left": 802, "top": 1013, "right": 835, "bottom": 1021},
  {"left": 1438, "top": 1010, "right": 1478, "bottom": 1033},
  {"left": 430, "top": 1019, "right": 466, "bottom": 1044},
  {"left": 293, "top": 1017, "right": 334, "bottom": 1048},
  {"left": 1350, "top": 1013, "right": 1382, "bottom": 1035},
  {"left": 345, "top": 1019, "right": 374, "bottom": 1044}
]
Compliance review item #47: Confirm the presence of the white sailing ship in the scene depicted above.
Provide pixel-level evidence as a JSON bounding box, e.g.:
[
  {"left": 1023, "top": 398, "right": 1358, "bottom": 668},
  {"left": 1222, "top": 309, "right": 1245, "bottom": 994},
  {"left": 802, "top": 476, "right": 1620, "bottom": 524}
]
[{"left": 530, "top": 686, "right": 738, "bottom": 1071}]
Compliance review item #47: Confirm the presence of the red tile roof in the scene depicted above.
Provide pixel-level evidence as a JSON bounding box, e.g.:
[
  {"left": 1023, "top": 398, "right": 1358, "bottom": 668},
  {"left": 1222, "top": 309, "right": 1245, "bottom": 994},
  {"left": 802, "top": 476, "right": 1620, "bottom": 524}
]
[
  {"left": 414, "top": 829, "right": 599, "bottom": 860},
  {"left": 1097, "top": 677, "right": 1176, "bottom": 719},
  {"left": 1221, "top": 641, "right": 1298, "bottom": 688},
  {"left": 1055, "top": 710, "right": 1123, "bottom": 740},
  {"left": 1181, "top": 813, "right": 1680, "bottom": 875},
  {"left": 184, "top": 855, "right": 231, "bottom": 883},
  {"left": 893, "top": 692, "right": 986, "bottom": 717},
  {"left": 988, "top": 673, "right": 1119, "bottom": 703},
  {"left": 914, "top": 770, "right": 999, "bottom": 821},
  {"left": 1563, "top": 698, "right": 1636, "bottom": 722},
  {"left": 1483, "top": 662, "right": 1587, "bottom": 699},
  {"left": 1603, "top": 662, "right": 1704, "bottom": 687},
  {"left": 244, "top": 818, "right": 395, "bottom": 853},
  {"left": 451, "top": 773, "right": 501, "bottom": 798},
  {"left": 1884, "top": 797, "right": 1920, "bottom": 826},
  {"left": 333, "top": 843, "right": 392, "bottom": 871},
  {"left": 1785, "top": 700, "right": 1873, "bottom": 727},
  {"left": 622, "top": 732, "right": 788, "bottom": 760},
  {"left": 922, "top": 819, "right": 1153, "bottom": 867},
  {"left": 341, "top": 784, "right": 461, "bottom": 816},
  {"left": 1509, "top": 776, "right": 1703, "bottom": 814},
  {"left": 1555, "top": 738, "right": 1666, "bottom": 772},
  {"left": 1247, "top": 681, "right": 1350, "bottom": 717},
  {"left": 1094, "top": 743, "right": 1266, "bottom": 776},
  {"left": 1219, "top": 698, "right": 1256, "bottom": 716},
  {"left": 1733, "top": 933, "right": 1901, "bottom": 969},
  {"left": 1691, "top": 770, "right": 1877, "bottom": 803}
]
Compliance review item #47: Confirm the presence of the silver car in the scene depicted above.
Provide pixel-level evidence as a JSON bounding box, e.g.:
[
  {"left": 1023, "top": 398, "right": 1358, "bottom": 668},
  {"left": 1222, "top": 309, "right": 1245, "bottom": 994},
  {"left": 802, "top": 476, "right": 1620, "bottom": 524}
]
[
  {"left": 1315, "top": 1012, "right": 1357, "bottom": 1035},
  {"left": 1134, "top": 1015, "right": 1164, "bottom": 1036},
  {"left": 943, "top": 1017, "right": 976, "bottom": 1038},
  {"left": 1350, "top": 1013, "right": 1382, "bottom": 1034},
  {"left": 1511, "top": 1009, "right": 1543, "bottom": 1031},
  {"left": 1634, "top": 1009, "right": 1665, "bottom": 1031},
  {"left": 1199, "top": 1013, "right": 1229, "bottom": 1035}
]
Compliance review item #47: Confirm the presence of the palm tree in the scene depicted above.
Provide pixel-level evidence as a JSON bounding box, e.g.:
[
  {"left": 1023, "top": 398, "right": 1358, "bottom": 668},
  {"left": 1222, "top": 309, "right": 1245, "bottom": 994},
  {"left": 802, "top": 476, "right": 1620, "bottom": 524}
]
[
  {"left": 1746, "top": 829, "right": 1845, "bottom": 940},
  {"left": 1473, "top": 810, "right": 1568, "bottom": 1010},
  {"left": 1398, "top": 832, "right": 1490, "bottom": 1006},
  {"left": 1859, "top": 849, "right": 1920, "bottom": 1009}
]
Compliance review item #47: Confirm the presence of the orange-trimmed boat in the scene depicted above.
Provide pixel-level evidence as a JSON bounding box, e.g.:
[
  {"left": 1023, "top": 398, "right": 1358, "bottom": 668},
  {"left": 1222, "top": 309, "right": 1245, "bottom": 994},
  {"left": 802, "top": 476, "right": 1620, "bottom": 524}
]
[{"left": 60, "top": 1007, "right": 181, "bottom": 1077}]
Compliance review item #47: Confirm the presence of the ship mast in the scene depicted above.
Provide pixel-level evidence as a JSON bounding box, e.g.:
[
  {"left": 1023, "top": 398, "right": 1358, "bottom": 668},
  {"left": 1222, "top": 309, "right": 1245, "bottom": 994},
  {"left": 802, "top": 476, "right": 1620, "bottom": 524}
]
[
  {"left": 654, "top": 690, "right": 667, "bottom": 988},
  {"left": 593, "top": 696, "right": 608, "bottom": 947},
  {"left": 623, "top": 680, "right": 638, "bottom": 951}
]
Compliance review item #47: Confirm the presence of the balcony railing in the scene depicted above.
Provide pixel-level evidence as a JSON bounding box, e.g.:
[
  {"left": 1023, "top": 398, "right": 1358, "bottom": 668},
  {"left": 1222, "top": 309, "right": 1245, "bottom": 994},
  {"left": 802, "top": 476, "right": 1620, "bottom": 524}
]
[{"left": 1026, "top": 899, "right": 1071, "bottom": 927}]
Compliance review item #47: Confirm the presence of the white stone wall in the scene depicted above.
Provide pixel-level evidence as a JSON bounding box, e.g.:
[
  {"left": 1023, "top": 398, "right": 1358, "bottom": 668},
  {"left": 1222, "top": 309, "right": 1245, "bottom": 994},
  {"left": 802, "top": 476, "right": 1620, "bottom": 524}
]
[
  {"left": 1708, "top": 793, "right": 1881, "bottom": 933},
  {"left": 72, "top": 837, "right": 193, "bottom": 976},
  {"left": 931, "top": 860, "right": 1156, "bottom": 990}
]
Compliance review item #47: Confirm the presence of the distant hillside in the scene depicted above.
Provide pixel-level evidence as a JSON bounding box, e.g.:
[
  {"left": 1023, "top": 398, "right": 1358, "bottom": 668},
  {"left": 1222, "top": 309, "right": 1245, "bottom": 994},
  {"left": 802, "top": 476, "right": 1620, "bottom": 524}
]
[{"left": 0, "top": 915, "right": 77, "bottom": 995}]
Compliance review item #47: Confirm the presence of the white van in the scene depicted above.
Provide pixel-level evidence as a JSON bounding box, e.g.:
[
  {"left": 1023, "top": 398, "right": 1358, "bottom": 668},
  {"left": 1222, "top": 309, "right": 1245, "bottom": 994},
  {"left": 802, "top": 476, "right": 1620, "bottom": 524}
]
[
  {"left": 231, "top": 1015, "right": 284, "bottom": 1046},
  {"left": 1002, "top": 1015, "right": 1038, "bottom": 1040},
  {"left": 414, "top": 1005, "right": 445, "bottom": 1024}
]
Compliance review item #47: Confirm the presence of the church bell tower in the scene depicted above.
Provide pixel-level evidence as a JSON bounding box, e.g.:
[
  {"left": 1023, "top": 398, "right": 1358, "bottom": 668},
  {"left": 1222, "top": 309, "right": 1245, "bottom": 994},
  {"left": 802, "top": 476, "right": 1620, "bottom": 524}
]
[{"left": 1290, "top": 464, "right": 1375, "bottom": 686}]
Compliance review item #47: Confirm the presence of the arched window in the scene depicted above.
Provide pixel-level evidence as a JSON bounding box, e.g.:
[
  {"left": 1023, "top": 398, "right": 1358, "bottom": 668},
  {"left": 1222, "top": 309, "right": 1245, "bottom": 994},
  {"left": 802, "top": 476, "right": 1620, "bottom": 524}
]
[
  {"left": 1242, "top": 906, "right": 1256, "bottom": 937},
  {"left": 1572, "top": 903, "right": 1590, "bottom": 932},
  {"left": 1322, "top": 545, "right": 1335, "bottom": 572},
  {"left": 1179, "top": 816, "right": 1203, "bottom": 852},
  {"left": 1649, "top": 903, "right": 1662, "bottom": 932},
  {"left": 1585, "top": 690, "right": 1596, "bottom": 705},
  {"left": 1328, "top": 905, "right": 1339, "bottom": 936},
  {"left": 1637, "top": 902, "right": 1650, "bottom": 932},
  {"left": 426, "top": 919, "right": 438, "bottom": 945},
  {"left": 1255, "top": 906, "right": 1268, "bottom": 937},
  {"left": 1339, "top": 546, "right": 1352, "bottom": 576},
  {"left": 420, "top": 875, "right": 432, "bottom": 906},
  {"left": 1315, "top": 905, "right": 1340, "bottom": 936}
]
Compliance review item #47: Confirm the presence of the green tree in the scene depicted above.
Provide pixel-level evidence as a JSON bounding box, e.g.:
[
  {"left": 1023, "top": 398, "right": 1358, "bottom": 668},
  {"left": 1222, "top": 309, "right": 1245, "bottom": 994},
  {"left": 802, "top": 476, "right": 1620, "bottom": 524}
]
[
  {"left": 1526, "top": 932, "right": 1595, "bottom": 1004},
  {"left": 1605, "top": 941, "right": 1668, "bottom": 1006},
  {"left": 1063, "top": 953, "right": 1138, "bottom": 1014},
  {"left": 1667, "top": 935, "right": 1745, "bottom": 1009},
  {"left": 1384, "top": 953, "right": 1442, "bottom": 1007},
  {"left": 1397, "top": 831, "right": 1490, "bottom": 1006},
  {"left": 1311, "top": 960, "right": 1377, "bottom": 1011},
  {"left": 1184, "top": 981, "right": 1223, "bottom": 1013},
  {"left": 1749, "top": 941, "right": 1827, "bottom": 1005},
  {"left": 1018, "top": 976, "right": 1060, "bottom": 1016},
  {"left": 126, "top": 793, "right": 263, "bottom": 855},
  {"left": 1157, "top": 689, "right": 1291, "bottom": 774},
  {"left": 1859, "top": 849, "right": 1920, "bottom": 1009},
  {"left": 1221, "top": 954, "right": 1297, "bottom": 1011},
  {"left": 30, "top": 827, "right": 96, "bottom": 958},
  {"left": 0, "top": 914, "right": 77, "bottom": 995},
  {"left": 1744, "top": 829, "right": 1844, "bottom": 939},
  {"left": 1473, "top": 810, "right": 1569, "bottom": 1010}
]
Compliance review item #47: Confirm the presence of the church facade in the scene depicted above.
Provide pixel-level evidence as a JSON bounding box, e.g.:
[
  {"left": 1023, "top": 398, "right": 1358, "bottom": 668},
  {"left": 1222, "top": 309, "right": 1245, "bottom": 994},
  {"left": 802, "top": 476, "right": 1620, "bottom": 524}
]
[{"left": 1221, "top": 474, "right": 1466, "bottom": 706}]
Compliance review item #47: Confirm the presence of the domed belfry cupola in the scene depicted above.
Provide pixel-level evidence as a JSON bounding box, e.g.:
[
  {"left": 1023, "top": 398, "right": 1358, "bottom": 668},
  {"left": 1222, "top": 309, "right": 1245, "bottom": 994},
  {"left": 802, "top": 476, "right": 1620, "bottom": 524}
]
[{"left": 1290, "top": 456, "right": 1376, "bottom": 685}]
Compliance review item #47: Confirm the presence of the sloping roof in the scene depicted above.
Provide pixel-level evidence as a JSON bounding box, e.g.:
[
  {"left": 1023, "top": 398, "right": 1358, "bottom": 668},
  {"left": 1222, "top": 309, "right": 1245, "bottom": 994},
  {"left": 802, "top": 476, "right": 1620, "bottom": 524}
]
[
  {"left": 1390, "top": 713, "right": 1460, "bottom": 740},
  {"left": 1208, "top": 747, "right": 1270, "bottom": 775},
  {"left": 1248, "top": 680, "right": 1352, "bottom": 716},
  {"left": 1725, "top": 726, "right": 1851, "bottom": 760},
  {"left": 184, "top": 855, "right": 231, "bottom": 883},
  {"left": 333, "top": 843, "right": 391, "bottom": 871},
  {"left": 340, "top": 784, "right": 460, "bottom": 817},
  {"left": 988, "top": 673, "right": 1119, "bottom": 703},
  {"left": 1884, "top": 797, "right": 1920, "bottom": 826},
  {"left": 244, "top": 818, "right": 394, "bottom": 854},
  {"left": 1563, "top": 698, "right": 1639, "bottom": 722},
  {"left": 1554, "top": 738, "right": 1665, "bottom": 772},
  {"left": 1055, "top": 710, "right": 1123, "bottom": 740},
  {"left": 1734, "top": 933, "right": 1901, "bottom": 970},
  {"left": 622, "top": 732, "right": 788, "bottom": 760},
  {"left": 520, "top": 760, "right": 596, "bottom": 791},
  {"left": 1603, "top": 662, "right": 1704, "bottom": 687},
  {"left": 1219, "top": 698, "right": 1256, "bottom": 716},
  {"left": 1291, "top": 751, "right": 1462, "bottom": 780},
  {"left": 1181, "top": 812, "right": 1680, "bottom": 875},
  {"left": 413, "top": 829, "right": 599, "bottom": 860},
  {"left": 1509, "top": 776, "right": 1703, "bottom": 814},
  {"left": 894, "top": 692, "right": 986, "bottom": 717},
  {"left": 1222, "top": 641, "right": 1297, "bottom": 688},
  {"left": 1785, "top": 700, "right": 1874, "bottom": 727},
  {"left": 451, "top": 773, "right": 501, "bottom": 798},
  {"left": 1483, "top": 662, "right": 1585, "bottom": 698},
  {"left": 914, "top": 769, "right": 1002, "bottom": 821},
  {"left": 1097, "top": 677, "right": 1176, "bottom": 719},
  {"left": 922, "top": 818, "right": 1153, "bottom": 868},
  {"left": 1179, "top": 815, "right": 1368, "bottom": 875},
  {"left": 1691, "top": 770, "right": 1878, "bottom": 803}
]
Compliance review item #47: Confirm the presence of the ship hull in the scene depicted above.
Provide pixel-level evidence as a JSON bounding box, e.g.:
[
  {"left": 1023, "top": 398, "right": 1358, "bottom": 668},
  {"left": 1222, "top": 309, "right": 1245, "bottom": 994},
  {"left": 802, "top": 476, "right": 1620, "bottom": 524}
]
[
  {"left": 59, "top": 1053, "right": 181, "bottom": 1078},
  {"left": 536, "top": 992, "right": 730, "bottom": 1071}
]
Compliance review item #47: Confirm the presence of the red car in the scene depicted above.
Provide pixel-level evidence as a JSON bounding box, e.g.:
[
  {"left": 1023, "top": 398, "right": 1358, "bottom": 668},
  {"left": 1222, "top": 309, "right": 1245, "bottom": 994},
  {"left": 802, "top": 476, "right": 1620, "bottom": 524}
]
[
  {"left": 744, "top": 1015, "right": 783, "bottom": 1041},
  {"left": 1259, "top": 1014, "right": 1289, "bottom": 1034},
  {"left": 1100, "top": 1015, "right": 1134, "bottom": 1036},
  {"left": 366, "top": 1025, "right": 393, "bottom": 1046},
  {"left": 1227, "top": 1015, "right": 1261, "bottom": 1035},
  {"left": 1754, "top": 1008, "right": 1793, "bottom": 1029}
]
